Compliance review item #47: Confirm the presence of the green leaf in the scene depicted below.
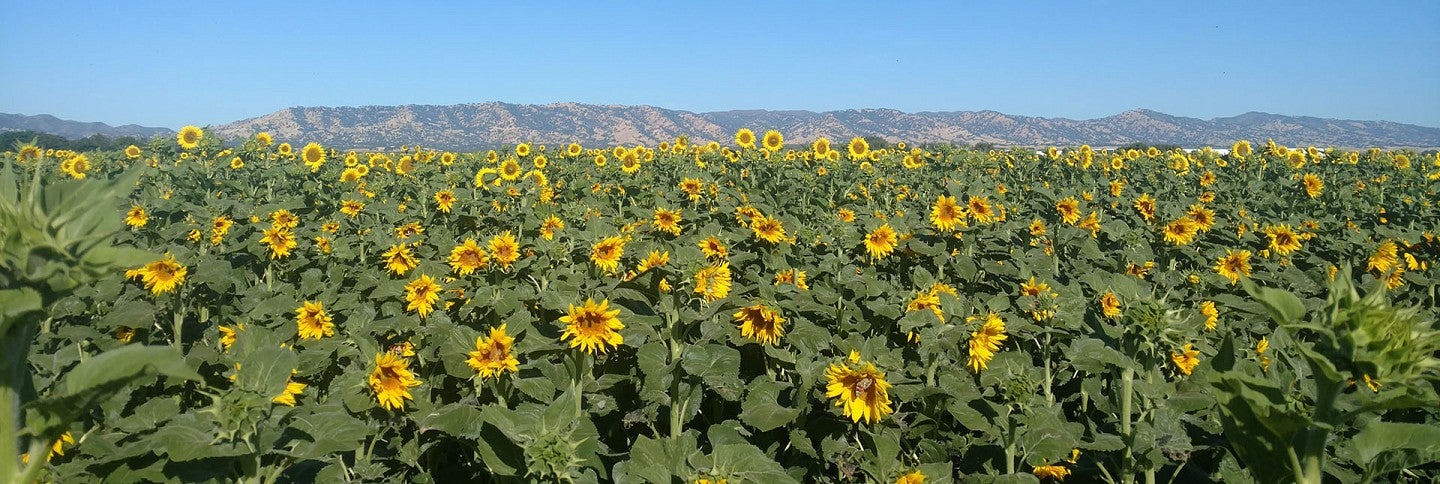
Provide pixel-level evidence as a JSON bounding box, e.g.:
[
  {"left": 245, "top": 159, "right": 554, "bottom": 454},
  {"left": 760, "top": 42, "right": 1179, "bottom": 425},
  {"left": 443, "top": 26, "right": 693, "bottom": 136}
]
[
  {"left": 1349, "top": 420, "right": 1440, "bottom": 479},
  {"left": 738, "top": 378, "right": 800, "bottom": 432},
  {"left": 615, "top": 434, "right": 698, "bottom": 483},
  {"left": 1242, "top": 280, "right": 1305, "bottom": 324}
]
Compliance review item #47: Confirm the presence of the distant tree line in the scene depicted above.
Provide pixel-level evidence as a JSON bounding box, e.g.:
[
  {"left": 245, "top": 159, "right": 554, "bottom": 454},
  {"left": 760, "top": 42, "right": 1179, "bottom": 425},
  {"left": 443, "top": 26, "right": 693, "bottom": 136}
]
[{"left": 1, "top": 130, "right": 153, "bottom": 152}]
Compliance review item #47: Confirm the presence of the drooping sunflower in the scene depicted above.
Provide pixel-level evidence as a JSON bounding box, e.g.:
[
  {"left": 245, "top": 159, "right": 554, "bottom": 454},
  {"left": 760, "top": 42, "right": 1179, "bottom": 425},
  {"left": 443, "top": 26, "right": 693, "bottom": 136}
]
[
  {"left": 1200, "top": 301, "right": 1218, "bottom": 330},
  {"left": 1089, "top": 291, "right": 1120, "bottom": 319},
  {"left": 369, "top": 352, "right": 421, "bottom": 411},
  {"left": 698, "top": 236, "right": 728, "bottom": 260},
  {"left": 824, "top": 361, "right": 893, "bottom": 424},
  {"left": 272, "top": 374, "right": 307, "bottom": 406},
  {"left": 468, "top": 324, "right": 519, "bottom": 378},
  {"left": 1263, "top": 224, "right": 1303, "bottom": 255},
  {"left": 382, "top": 243, "right": 420, "bottom": 276},
  {"left": 966, "top": 312, "right": 1007, "bottom": 372},
  {"left": 301, "top": 142, "right": 326, "bottom": 171},
  {"left": 558, "top": 298, "right": 624, "bottom": 354},
  {"left": 751, "top": 216, "right": 787, "bottom": 244},
  {"left": 653, "top": 207, "right": 683, "bottom": 236},
  {"left": 1079, "top": 211, "right": 1102, "bottom": 237},
  {"left": 967, "top": 196, "right": 995, "bottom": 224},
  {"left": 178, "top": 125, "right": 203, "bottom": 149},
  {"left": 1171, "top": 343, "right": 1201, "bottom": 376},
  {"left": 1367, "top": 240, "right": 1398, "bottom": 274},
  {"left": 540, "top": 215, "right": 565, "bottom": 240},
  {"left": 694, "top": 262, "right": 732, "bottom": 302},
  {"left": 448, "top": 239, "right": 489, "bottom": 275},
  {"left": 636, "top": 250, "right": 670, "bottom": 273},
  {"left": 404, "top": 274, "right": 442, "bottom": 318},
  {"left": 929, "top": 195, "right": 963, "bottom": 232},
  {"left": 125, "top": 205, "right": 148, "bottom": 228},
  {"left": 591, "top": 236, "right": 626, "bottom": 273},
  {"left": 1032, "top": 464, "right": 1072, "bottom": 481},
  {"left": 1213, "top": 249, "right": 1253, "bottom": 285},
  {"left": 488, "top": 231, "right": 521, "bottom": 269},
  {"left": 1055, "top": 197, "right": 1081, "bottom": 225},
  {"left": 434, "top": 189, "right": 457, "bottom": 213},
  {"left": 295, "top": 301, "right": 334, "bottom": 340},
  {"left": 218, "top": 323, "right": 242, "bottom": 351},
  {"left": 864, "top": 223, "right": 899, "bottom": 260},
  {"left": 734, "top": 303, "right": 785, "bottom": 346},
  {"left": 762, "top": 130, "right": 784, "bottom": 152},
  {"left": 261, "top": 227, "right": 297, "bottom": 259},
  {"left": 734, "top": 128, "right": 756, "bottom": 149}
]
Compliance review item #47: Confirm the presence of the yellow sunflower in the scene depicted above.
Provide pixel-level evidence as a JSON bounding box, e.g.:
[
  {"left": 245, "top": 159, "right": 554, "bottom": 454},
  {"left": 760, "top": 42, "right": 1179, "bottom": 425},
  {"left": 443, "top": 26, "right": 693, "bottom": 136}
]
[
  {"left": 404, "top": 274, "right": 442, "bottom": 318},
  {"left": 1056, "top": 197, "right": 1081, "bottom": 225},
  {"left": 295, "top": 301, "right": 334, "bottom": 340},
  {"left": 591, "top": 236, "right": 626, "bottom": 273},
  {"left": 929, "top": 195, "right": 963, "bottom": 232},
  {"left": 1099, "top": 292, "right": 1122, "bottom": 319},
  {"left": 272, "top": 374, "right": 306, "bottom": 407},
  {"left": 694, "top": 262, "right": 732, "bottom": 302},
  {"left": 967, "top": 196, "right": 995, "bottom": 224},
  {"left": 125, "top": 205, "right": 148, "bottom": 228},
  {"left": 124, "top": 144, "right": 142, "bottom": 159},
  {"left": 1186, "top": 204, "right": 1215, "bottom": 232},
  {"left": 1367, "top": 240, "right": 1397, "bottom": 273},
  {"left": 489, "top": 231, "right": 521, "bottom": 269},
  {"left": 369, "top": 352, "right": 421, "bottom": 411},
  {"left": 824, "top": 360, "right": 893, "bottom": 424},
  {"left": 966, "top": 312, "right": 1008, "bottom": 372},
  {"left": 734, "top": 128, "right": 756, "bottom": 149},
  {"left": 734, "top": 303, "right": 785, "bottom": 346},
  {"left": 515, "top": 142, "right": 531, "bottom": 157},
  {"left": 261, "top": 227, "right": 297, "bottom": 259},
  {"left": 847, "top": 137, "right": 869, "bottom": 160},
  {"left": 864, "top": 223, "right": 899, "bottom": 260},
  {"left": 1171, "top": 343, "right": 1201, "bottom": 376},
  {"left": 559, "top": 298, "right": 625, "bottom": 354},
  {"left": 812, "top": 137, "right": 832, "bottom": 156},
  {"left": 382, "top": 243, "right": 420, "bottom": 276},
  {"left": 540, "top": 215, "right": 565, "bottom": 241},
  {"left": 1162, "top": 217, "right": 1198, "bottom": 246},
  {"left": 178, "top": 125, "right": 203, "bottom": 149},
  {"left": 699, "top": 236, "right": 729, "bottom": 259},
  {"left": 1133, "top": 194, "right": 1157, "bottom": 222},
  {"left": 1263, "top": 224, "right": 1303, "bottom": 255},
  {"left": 636, "top": 250, "right": 670, "bottom": 273},
  {"left": 762, "top": 130, "right": 784, "bottom": 152},
  {"left": 751, "top": 216, "right": 787, "bottom": 244},
  {"left": 218, "top": 323, "right": 242, "bottom": 351},
  {"left": 468, "top": 324, "right": 520, "bottom": 378},
  {"left": 500, "top": 158, "right": 522, "bottom": 181},
  {"left": 1302, "top": 173, "right": 1324, "bottom": 198},
  {"left": 1032, "top": 464, "right": 1071, "bottom": 481},
  {"left": 434, "top": 189, "right": 457, "bottom": 213},
  {"left": 1200, "top": 301, "right": 1218, "bottom": 330},
  {"left": 210, "top": 216, "right": 233, "bottom": 245},
  {"left": 131, "top": 253, "right": 187, "bottom": 295},
  {"left": 301, "top": 142, "right": 326, "bottom": 172},
  {"left": 653, "top": 207, "right": 683, "bottom": 236},
  {"left": 1213, "top": 249, "right": 1252, "bottom": 285},
  {"left": 448, "top": 239, "right": 489, "bottom": 275}
]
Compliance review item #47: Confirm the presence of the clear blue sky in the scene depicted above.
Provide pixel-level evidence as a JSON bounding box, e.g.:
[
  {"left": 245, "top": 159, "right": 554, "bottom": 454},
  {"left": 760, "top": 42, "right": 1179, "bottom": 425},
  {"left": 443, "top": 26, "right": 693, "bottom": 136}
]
[{"left": 2, "top": 1, "right": 1437, "bottom": 129}]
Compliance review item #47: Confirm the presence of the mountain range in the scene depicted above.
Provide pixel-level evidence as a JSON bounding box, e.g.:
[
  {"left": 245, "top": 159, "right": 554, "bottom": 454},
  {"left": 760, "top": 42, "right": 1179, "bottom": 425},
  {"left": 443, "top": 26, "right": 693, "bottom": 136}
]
[
  {"left": 0, "top": 112, "right": 174, "bottom": 140},
  {"left": 5, "top": 103, "right": 1439, "bottom": 150}
]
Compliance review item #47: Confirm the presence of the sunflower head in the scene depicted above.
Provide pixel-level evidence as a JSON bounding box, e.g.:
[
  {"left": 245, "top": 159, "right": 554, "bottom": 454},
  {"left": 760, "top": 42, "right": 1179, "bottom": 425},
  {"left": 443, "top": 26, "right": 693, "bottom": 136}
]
[
  {"left": 824, "top": 360, "right": 893, "bottom": 424},
  {"left": 734, "top": 303, "right": 786, "bottom": 346},
  {"left": 370, "top": 352, "right": 421, "bottom": 411},
  {"left": 559, "top": 298, "right": 625, "bottom": 354},
  {"left": 178, "top": 126, "right": 204, "bottom": 149}
]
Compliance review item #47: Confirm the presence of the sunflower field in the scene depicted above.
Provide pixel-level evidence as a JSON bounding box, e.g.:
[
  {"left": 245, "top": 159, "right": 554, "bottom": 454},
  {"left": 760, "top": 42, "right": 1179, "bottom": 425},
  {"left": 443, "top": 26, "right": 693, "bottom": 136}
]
[{"left": 2, "top": 128, "right": 1439, "bottom": 483}]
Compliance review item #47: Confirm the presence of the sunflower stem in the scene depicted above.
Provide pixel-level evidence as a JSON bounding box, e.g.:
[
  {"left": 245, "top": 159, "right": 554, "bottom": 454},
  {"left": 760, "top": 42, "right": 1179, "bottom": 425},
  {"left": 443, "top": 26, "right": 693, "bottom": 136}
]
[{"left": 1120, "top": 366, "right": 1135, "bottom": 484}]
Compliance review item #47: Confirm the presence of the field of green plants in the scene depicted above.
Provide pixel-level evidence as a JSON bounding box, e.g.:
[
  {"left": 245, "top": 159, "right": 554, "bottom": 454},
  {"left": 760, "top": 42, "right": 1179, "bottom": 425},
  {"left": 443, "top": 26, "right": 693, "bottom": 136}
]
[{"left": 2, "top": 128, "right": 1438, "bottom": 483}]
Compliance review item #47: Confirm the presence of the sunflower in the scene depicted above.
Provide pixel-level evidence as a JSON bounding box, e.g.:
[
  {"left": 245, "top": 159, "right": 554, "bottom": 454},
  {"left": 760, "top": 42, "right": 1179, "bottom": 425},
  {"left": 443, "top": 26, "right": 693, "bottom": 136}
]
[
  {"left": 369, "top": 352, "right": 421, "bottom": 411},
  {"left": 864, "top": 223, "right": 899, "bottom": 260},
  {"left": 847, "top": 137, "right": 869, "bottom": 160},
  {"left": 261, "top": 227, "right": 297, "bottom": 259},
  {"left": 131, "top": 254, "right": 187, "bottom": 295},
  {"left": 1200, "top": 301, "right": 1218, "bottom": 330},
  {"left": 1263, "top": 224, "right": 1303, "bottom": 255},
  {"left": 515, "top": 142, "right": 531, "bottom": 157},
  {"left": 448, "top": 239, "right": 489, "bottom": 275},
  {"left": 468, "top": 324, "right": 520, "bottom": 378},
  {"left": 762, "top": 130, "right": 784, "bottom": 152},
  {"left": 679, "top": 178, "right": 704, "bottom": 202},
  {"left": 751, "top": 216, "right": 787, "bottom": 244},
  {"left": 906, "top": 290, "right": 943, "bottom": 320},
  {"left": 734, "top": 303, "right": 785, "bottom": 346},
  {"left": 1133, "top": 194, "right": 1157, "bottom": 222},
  {"left": 1078, "top": 212, "right": 1102, "bottom": 238},
  {"left": 1109, "top": 179, "right": 1126, "bottom": 197},
  {"left": 209, "top": 216, "right": 233, "bottom": 245},
  {"left": 1186, "top": 205, "right": 1215, "bottom": 232},
  {"left": 1367, "top": 240, "right": 1398, "bottom": 273},
  {"left": 1213, "top": 249, "right": 1252, "bottom": 285},
  {"left": 178, "top": 125, "right": 203, "bottom": 149},
  {"left": 270, "top": 209, "right": 299, "bottom": 229},
  {"left": 1231, "top": 140, "right": 1252, "bottom": 157},
  {"left": 540, "top": 215, "right": 565, "bottom": 240},
  {"left": 812, "top": 138, "right": 832, "bottom": 156},
  {"left": 1055, "top": 197, "right": 1081, "bottom": 225},
  {"left": 218, "top": 323, "right": 242, "bottom": 351},
  {"left": 1162, "top": 217, "right": 1198, "bottom": 245},
  {"left": 620, "top": 150, "right": 642, "bottom": 174},
  {"left": 499, "top": 158, "right": 522, "bottom": 181},
  {"left": 774, "top": 268, "right": 809, "bottom": 290},
  {"left": 382, "top": 243, "right": 420, "bottom": 276},
  {"left": 593, "top": 154, "right": 607, "bottom": 167},
  {"left": 295, "top": 301, "right": 334, "bottom": 340},
  {"left": 699, "top": 236, "right": 729, "bottom": 259},
  {"left": 824, "top": 361, "right": 893, "bottom": 424},
  {"left": 929, "top": 195, "right": 963, "bottom": 232},
  {"left": 694, "top": 262, "right": 732, "bottom": 302},
  {"left": 838, "top": 208, "right": 856, "bottom": 223},
  {"left": 591, "top": 236, "right": 626, "bottom": 273},
  {"left": 653, "top": 207, "right": 683, "bottom": 236},
  {"left": 125, "top": 205, "right": 148, "bottom": 228},
  {"left": 301, "top": 142, "right": 326, "bottom": 171},
  {"left": 488, "top": 231, "right": 520, "bottom": 269},
  {"left": 1171, "top": 343, "right": 1201, "bottom": 376},
  {"left": 559, "top": 298, "right": 624, "bottom": 354},
  {"left": 1032, "top": 464, "right": 1071, "bottom": 481},
  {"left": 636, "top": 250, "right": 670, "bottom": 273},
  {"left": 967, "top": 196, "right": 995, "bottom": 224},
  {"left": 61, "top": 154, "right": 90, "bottom": 179},
  {"left": 434, "top": 190, "right": 456, "bottom": 213},
  {"left": 1099, "top": 292, "right": 1122, "bottom": 319},
  {"left": 966, "top": 312, "right": 1007, "bottom": 372},
  {"left": 402, "top": 274, "right": 443, "bottom": 318},
  {"left": 734, "top": 128, "right": 756, "bottom": 149},
  {"left": 897, "top": 470, "right": 927, "bottom": 484},
  {"left": 272, "top": 374, "right": 307, "bottom": 407},
  {"left": 121, "top": 144, "right": 142, "bottom": 159},
  {"left": 1302, "top": 173, "right": 1324, "bottom": 198},
  {"left": 1256, "top": 337, "right": 1271, "bottom": 372}
]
